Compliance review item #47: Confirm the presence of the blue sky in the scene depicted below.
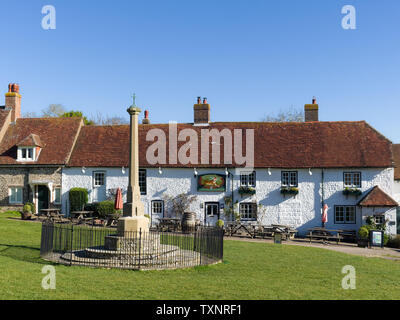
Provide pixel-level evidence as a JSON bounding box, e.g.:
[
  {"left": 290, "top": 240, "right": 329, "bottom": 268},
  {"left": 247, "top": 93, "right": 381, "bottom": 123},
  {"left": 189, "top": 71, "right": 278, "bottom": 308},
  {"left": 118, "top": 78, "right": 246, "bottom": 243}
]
[{"left": 1, "top": 1, "right": 399, "bottom": 141}]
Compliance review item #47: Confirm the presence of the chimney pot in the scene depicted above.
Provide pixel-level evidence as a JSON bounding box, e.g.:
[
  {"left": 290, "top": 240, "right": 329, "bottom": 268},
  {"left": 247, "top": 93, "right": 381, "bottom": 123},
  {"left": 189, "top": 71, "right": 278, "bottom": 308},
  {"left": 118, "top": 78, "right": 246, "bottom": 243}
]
[
  {"left": 142, "top": 109, "right": 150, "bottom": 124},
  {"left": 197, "top": 97, "right": 201, "bottom": 104},
  {"left": 312, "top": 97, "right": 316, "bottom": 104},
  {"left": 203, "top": 97, "right": 207, "bottom": 104}
]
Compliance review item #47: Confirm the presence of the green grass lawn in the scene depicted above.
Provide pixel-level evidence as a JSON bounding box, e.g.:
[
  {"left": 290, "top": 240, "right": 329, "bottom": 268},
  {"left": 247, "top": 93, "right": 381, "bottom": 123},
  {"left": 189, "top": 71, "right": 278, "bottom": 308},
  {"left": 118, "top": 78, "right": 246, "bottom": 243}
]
[{"left": 1, "top": 211, "right": 400, "bottom": 300}]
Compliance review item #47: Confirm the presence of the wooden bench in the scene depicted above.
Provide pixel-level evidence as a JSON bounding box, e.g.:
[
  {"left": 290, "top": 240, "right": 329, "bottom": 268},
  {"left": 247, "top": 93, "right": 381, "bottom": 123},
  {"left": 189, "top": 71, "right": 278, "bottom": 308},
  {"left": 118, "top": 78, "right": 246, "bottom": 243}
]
[
  {"left": 338, "top": 230, "right": 357, "bottom": 243},
  {"left": 307, "top": 228, "right": 344, "bottom": 244}
]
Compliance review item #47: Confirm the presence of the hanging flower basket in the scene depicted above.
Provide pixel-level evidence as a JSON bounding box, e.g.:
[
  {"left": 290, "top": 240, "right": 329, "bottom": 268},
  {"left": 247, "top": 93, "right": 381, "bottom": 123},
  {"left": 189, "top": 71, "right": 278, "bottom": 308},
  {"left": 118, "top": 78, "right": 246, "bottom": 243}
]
[
  {"left": 343, "top": 187, "right": 362, "bottom": 196},
  {"left": 280, "top": 186, "right": 299, "bottom": 195}
]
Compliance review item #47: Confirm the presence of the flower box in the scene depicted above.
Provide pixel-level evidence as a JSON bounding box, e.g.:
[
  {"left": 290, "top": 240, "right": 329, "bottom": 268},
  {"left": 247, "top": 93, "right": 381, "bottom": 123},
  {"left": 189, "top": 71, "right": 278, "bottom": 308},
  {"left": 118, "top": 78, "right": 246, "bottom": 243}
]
[
  {"left": 343, "top": 187, "right": 362, "bottom": 196},
  {"left": 238, "top": 186, "right": 256, "bottom": 196},
  {"left": 280, "top": 186, "right": 299, "bottom": 195}
]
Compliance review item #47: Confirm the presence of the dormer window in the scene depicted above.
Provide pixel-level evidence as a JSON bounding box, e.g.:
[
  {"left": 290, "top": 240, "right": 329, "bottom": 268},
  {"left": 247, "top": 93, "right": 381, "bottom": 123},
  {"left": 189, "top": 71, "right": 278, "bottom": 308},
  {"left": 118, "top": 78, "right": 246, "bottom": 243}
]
[
  {"left": 18, "top": 147, "right": 36, "bottom": 161},
  {"left": 16, "top": 134, "right": 43, "bottom": 162}
]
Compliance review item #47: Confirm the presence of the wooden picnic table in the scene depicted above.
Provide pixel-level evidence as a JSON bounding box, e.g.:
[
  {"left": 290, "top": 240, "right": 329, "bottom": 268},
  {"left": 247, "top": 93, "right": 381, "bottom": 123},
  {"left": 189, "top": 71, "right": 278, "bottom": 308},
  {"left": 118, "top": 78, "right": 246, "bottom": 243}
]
[
  {"left": 225, "top": 222, "right": 258, "bottom": 238},
  {"left": 306, "top": 227, "right": 344, "bottom": 244},
  {"left": 40, "top": 208, "right": 65, "bottom": 223},
  {"left": 70, "top": 211, "right": 95, "bottom": 225}
]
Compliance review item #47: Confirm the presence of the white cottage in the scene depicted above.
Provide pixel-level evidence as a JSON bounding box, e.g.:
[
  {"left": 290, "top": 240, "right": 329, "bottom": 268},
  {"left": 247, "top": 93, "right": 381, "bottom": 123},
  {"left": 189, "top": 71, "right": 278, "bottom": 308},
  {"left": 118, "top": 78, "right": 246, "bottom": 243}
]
[{"left": 62, "top": 98, "right": 398, "bottom": 236}]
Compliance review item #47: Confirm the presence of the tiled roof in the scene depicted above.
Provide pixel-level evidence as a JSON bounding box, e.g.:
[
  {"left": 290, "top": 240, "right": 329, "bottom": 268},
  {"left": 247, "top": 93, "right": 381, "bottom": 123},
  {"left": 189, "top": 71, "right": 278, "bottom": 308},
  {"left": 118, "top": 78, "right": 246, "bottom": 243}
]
[
  {"left": 68, "top": 121, "right": 393, "bottom": 168},
  {"left": 17, "top": 133, "right": 44, "bottom": 148},
  {"left": 392, "top": 144, "right": 400, "bottom": 180},
  {"left": 0, "top": 117, "right": 82, "bottom": 165},
  {"left": 357, "top": 186, "right": 398, "bottom": 207},
  {"left": 0, "top": 109, "right": 10, "bottom": 129}
]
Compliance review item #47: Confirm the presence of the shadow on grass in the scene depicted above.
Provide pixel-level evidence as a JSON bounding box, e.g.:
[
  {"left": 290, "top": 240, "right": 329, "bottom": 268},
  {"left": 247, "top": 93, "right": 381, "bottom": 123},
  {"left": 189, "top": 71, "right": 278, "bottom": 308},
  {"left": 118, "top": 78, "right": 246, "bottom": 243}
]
[{"left": 0, "top": 243, "right": 50, "bottom": 265}]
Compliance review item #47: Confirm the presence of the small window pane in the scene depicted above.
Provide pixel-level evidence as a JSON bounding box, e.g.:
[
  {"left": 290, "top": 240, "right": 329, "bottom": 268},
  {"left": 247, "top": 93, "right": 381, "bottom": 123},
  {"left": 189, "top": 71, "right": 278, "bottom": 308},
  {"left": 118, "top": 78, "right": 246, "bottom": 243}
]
[
  {"left": 94, "top": 172, "right": 105, "bottom": 186},
  {"left": 9, "top": 187, "right": 23, "bottom": 204},
  {"left": 152, "top": 201, "right": 163, "bottom": 215},
  {"left": 335, "top": 206, "right": 355, "bottom": 224},
  {"left": 282, "top": 171, "right": 297, "bottom": 187},
  {"left": 239, "top": 203, "right": 257, "bottom": 221},
  {"left": 344, "top": 172, "right": 361, "bottom": 188},
  {"left": 54, "top": 188, "right": 61, "bottom": 204},
  {"left": 139, "top": 169, "right": 147, "bottom": 195},
  {"left": 240, "top": 171, "right": 256, "bottom": 187}
]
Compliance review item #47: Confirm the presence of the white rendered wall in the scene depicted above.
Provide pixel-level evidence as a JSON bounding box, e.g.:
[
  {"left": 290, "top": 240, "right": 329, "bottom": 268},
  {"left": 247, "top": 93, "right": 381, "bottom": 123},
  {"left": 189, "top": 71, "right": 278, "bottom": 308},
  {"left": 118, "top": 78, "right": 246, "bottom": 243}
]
[{"left": 62, "top": 167, "right": 396, "bottom": 236}]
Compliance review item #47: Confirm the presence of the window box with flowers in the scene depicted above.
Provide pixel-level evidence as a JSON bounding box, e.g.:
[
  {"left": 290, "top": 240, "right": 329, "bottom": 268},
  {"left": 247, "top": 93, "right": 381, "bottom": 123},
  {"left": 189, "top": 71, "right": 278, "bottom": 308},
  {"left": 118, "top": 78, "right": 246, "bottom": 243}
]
[
  {"left": 280, "top": 186, "right": 299, "bottom": 195},
  {"left": 342, "top": 187, "right": 362, "bottom": 197},
  {"left": 238, "top": 186, "right": 256, "bottom": 197}
]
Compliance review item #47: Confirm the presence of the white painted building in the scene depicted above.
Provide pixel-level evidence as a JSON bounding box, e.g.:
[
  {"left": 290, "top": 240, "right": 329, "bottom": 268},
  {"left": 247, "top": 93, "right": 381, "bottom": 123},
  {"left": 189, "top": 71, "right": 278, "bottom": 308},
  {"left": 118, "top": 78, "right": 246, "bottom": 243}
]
[
  {"left": 61, "top": 99, "right": 399, "bottom": 236},
  {"left": 62, "top": 166, "right": 397, "bottom": 236}
]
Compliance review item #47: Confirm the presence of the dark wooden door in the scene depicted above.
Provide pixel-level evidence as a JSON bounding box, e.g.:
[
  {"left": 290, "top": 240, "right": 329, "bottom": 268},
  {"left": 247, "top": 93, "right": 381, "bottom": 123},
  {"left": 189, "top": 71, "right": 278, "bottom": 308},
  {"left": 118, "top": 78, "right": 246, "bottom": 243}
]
[{"left": 38, "top": 185, "right": 49, "bottom": 212}]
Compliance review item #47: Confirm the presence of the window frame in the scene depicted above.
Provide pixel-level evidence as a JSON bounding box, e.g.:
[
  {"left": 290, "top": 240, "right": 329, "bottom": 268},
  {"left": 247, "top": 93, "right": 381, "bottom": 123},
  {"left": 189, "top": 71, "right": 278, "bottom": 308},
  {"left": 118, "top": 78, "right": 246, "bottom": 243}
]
[
  {"left": 281, "top": 171, "right": 298, "bottom": 187},
  {"left": 373, "top": 214, "right": 385, "bottom": 226},
  {"left": 334, "top": 205, "right": 356, "bottom": 224},
  {"left": 9, "top": 186, "right": 23, "bottom": 204},
  {"left": 240, "top": 171, "right": 256, "bottom": 187},
  {"left": 139, "top": 169, "right": 147, "bottom": 195},
  {"left": 18, "top": 147, "right": 36, "bottom": 162},
  {"left": 93, "top": 171, "right": 106, "bottom": 187},
  {"left": 239, "top": 202, "right": 257, "bottom": 221},
  {"left": 205, "top": 202, "right": 220, "bottom": 218},
  {"left": 54, "top": 187, "right": 61, "bottom": 204},
  {"left": 343, "top": 172, "right": 362, "bottom": 188},
  {"left": 151, "top": 200, "right": 164, "bottom": 217}
]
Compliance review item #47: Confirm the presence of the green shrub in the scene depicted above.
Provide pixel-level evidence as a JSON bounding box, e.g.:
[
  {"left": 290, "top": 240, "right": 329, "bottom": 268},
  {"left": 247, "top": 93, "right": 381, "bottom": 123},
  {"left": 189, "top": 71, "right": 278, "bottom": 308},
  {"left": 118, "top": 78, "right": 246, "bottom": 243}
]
[
  {"left": 23, "top": 204, "right": 32, "bottom": 213},
  {"left": 358, "top": 226, "right": 369, "bottom": 240},
  {"left": 25, "top": 202, "right": 35, "bottom": 214},
  {"left": 216, "top": 219, "right": 224, "bottom": 228},
  {"left": 69, "top": 188, "right": 88, "bottom": 211},
  {"left": 384, "top": 234, "right": 389, "bottom": 246},
  {"left": 97, "top": 200, "right": 117, "bottom": 218},
  {"left": 387, "top": 235, "right": 400, "bottom": 248},
  {"left": 84, "top": 203, "right": 98, "bottom": 216}
]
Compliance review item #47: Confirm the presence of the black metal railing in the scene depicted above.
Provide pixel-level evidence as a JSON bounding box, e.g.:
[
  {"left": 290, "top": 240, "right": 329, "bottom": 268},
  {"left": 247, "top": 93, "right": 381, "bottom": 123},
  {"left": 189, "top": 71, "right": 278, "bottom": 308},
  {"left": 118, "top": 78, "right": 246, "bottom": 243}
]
[{"left": 40, "top": 222, "right": 223, "bottom": 270}]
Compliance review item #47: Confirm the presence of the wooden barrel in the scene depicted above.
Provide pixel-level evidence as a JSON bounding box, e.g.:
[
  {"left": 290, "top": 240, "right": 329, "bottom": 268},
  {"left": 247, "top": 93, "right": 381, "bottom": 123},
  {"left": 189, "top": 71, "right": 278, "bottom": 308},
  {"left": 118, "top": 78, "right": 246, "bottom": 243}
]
[{"left": 182, "top": 212, "right": 196, "bottom": 233}]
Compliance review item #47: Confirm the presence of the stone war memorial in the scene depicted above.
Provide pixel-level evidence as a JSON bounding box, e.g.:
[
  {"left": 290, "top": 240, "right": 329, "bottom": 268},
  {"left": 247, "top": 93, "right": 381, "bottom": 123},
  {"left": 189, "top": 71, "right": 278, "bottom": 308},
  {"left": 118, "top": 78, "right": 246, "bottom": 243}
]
[{"left": 39, "top": 96, "right": 224, "bottom": 270}]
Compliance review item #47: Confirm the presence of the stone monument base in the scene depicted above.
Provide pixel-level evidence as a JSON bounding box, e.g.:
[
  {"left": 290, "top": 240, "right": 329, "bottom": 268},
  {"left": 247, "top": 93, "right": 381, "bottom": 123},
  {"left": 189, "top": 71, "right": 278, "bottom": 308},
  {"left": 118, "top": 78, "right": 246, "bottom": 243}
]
[{"left": 117, "top": 216, "right": 149, "bottom": 236}]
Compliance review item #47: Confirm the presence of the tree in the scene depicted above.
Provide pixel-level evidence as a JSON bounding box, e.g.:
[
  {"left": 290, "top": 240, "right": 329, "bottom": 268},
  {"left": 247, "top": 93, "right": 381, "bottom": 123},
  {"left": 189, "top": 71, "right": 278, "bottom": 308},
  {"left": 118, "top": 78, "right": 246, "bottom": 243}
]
[
  {"left": 89, "top": 111, "right": 129, "bottom": 125},
  {"left": 163, "top": 193, "right": 197, "bottom": 218},
  {"left": 41, "top": 104, "right": 66, "bottom": 118},
  {"left": 262, "top": 107, "right": 304, "bottom": 122},
  {"left": 22, "top": 111, "right": 38, "bottom": 118},
  {"left": 61, "top": 111, "right": 94, "bottom": 125}
]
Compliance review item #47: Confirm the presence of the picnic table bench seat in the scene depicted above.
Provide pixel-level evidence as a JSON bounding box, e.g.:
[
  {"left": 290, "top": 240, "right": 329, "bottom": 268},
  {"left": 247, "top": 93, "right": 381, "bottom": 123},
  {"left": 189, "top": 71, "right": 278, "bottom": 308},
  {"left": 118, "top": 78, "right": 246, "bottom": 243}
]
[{"left": 306, "top": 228, "right": 345, "bottom": 244}]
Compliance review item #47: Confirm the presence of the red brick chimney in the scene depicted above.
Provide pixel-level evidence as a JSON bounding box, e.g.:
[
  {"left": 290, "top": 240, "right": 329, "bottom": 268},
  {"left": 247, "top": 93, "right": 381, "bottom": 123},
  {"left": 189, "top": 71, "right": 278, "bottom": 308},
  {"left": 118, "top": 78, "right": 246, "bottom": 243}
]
[
  {"left": 194, "top": 97, "right": 210, "bottom": 124},
  {"left": 304, "top": 97, "right": 318, "bottom": 122},
  {"left": 142, "top": 110, "right": 150, "bottom": 124},
  {"left": 5, "top": 83, "right": 21, "bottom": 122}
]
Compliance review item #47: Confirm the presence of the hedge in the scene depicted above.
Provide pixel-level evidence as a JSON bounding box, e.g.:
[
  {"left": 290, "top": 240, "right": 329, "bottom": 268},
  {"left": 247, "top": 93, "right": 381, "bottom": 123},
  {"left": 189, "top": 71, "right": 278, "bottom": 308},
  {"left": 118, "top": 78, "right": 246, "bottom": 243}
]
[
  {"left": 69, "top": 188, "right": 88, "bottom": 211},
  {"left": 97, "top": 200, "right": 118, "bottom": 218}
]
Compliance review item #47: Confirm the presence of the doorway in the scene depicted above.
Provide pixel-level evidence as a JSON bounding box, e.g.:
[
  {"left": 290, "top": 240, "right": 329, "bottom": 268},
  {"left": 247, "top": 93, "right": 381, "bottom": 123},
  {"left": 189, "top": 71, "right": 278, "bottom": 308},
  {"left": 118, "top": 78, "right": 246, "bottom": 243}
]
[
  {"left": 37, "top": 185, "right": 49, "bottom": 213},
  {"left": 204, "top": 202, "right": 220, "bottom": 226}
]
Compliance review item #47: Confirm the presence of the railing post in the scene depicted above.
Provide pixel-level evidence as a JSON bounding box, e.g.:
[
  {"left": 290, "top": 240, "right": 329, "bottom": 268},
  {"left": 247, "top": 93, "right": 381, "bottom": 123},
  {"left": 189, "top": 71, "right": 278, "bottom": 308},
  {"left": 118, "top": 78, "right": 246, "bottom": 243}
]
[
  {"left": 70, "top": 224, "right": 74, "bottom": 266},
  {"left": 138, "top": 228, "right": 142, "bottom": 270}
]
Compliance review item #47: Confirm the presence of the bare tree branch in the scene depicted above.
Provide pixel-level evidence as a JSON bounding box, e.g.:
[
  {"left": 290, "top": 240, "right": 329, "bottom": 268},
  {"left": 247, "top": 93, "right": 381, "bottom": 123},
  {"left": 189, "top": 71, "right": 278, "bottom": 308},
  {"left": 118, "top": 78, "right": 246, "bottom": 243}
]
[{"left": 262, "top": 106, "right": 304, "bottom": 122}]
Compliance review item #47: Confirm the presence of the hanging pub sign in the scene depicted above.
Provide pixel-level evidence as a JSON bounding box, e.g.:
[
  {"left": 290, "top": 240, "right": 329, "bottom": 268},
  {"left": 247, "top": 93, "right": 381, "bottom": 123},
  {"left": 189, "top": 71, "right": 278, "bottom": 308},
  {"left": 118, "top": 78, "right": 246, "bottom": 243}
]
[
  {"left": 369, "top": 230, "right": 384, "bottom": 248},
  {"left": 197, "top": 174, "right": 226, "bottom": 192}
]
